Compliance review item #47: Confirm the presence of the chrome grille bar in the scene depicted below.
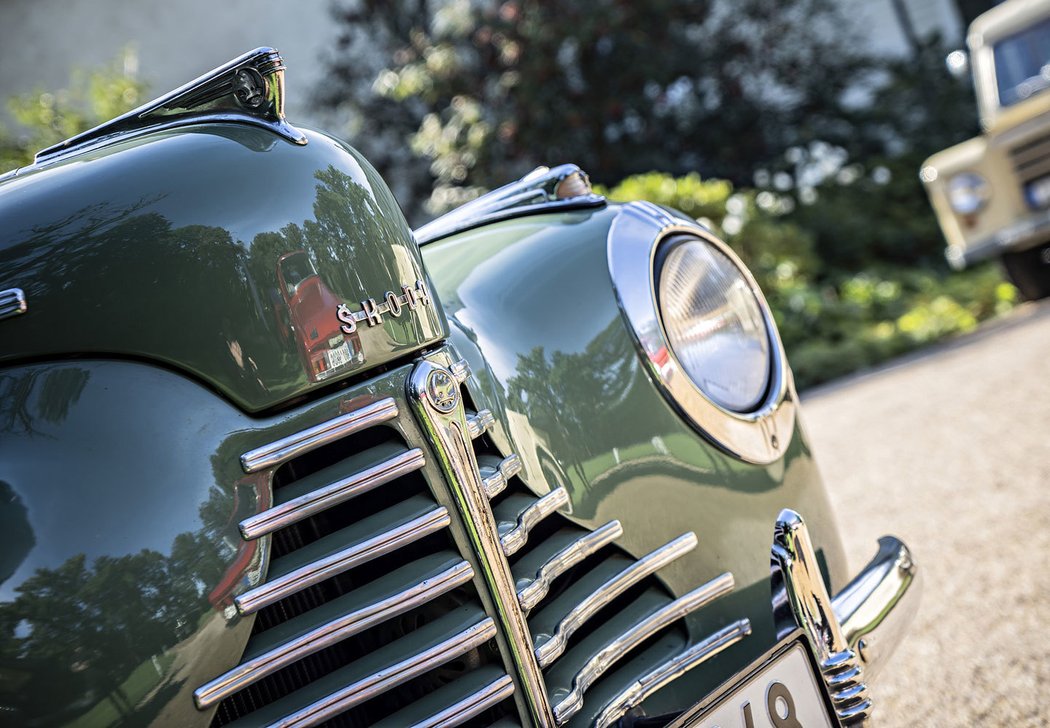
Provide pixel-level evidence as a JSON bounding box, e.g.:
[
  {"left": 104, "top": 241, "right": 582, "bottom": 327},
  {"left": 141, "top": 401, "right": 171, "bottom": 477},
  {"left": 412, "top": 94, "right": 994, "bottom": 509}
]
[
  {"left": 404, "top": 674, "right": 515, "bottom": 728},
  {"left": 592, "top": 619, "right": 753, "bottom": 728},
  {"left": 239, "top": 448, "right": 426, "bottom": 539},
  {"left": 551, "top": 573, "right": 737, "bottom": 724},
  {"left": 517, "top": 521, "right": 623, "bottom": 612},
  {"left": 194, "top": 560, "right": 474, "bottom": 709},
  {"left": 0, "top": 288, "right": 27, "bottom": 321},
  {"left": 235, "top": 505, "right": 450, "bottom": 615},
  {"left": 466, "top": 409, "right": 495, "bottom": 439},
  {"left": 240, "top": 398, "right": 399, "bottom": 473},
  {"left": 535, "top": 532, "right": 698, "bottom": 668},
  {"left": 270, "top": 617, "right": 498, "bottom": 728},
  {"left": 481, "top": 453, "right": 523, "bottom": 498},
  {"left": 499, "top": 487, "right": 570, "bottom": 556}
]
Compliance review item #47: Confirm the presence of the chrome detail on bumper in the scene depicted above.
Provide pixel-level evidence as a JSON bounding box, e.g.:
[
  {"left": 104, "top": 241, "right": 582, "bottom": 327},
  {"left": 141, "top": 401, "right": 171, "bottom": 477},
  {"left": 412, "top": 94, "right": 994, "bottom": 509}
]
[
  {"left": 498, "top": 487, "right": 571, "bottom": 557},
  {"left": 415, "top": 164, "right": 606, "bottom": 245},
  {"left": 517, "top": 520, "right": 624, "bottom": 613},
  {"left": 772, "top": 509, "right": 919, "bottom": 725},
  {"left": 0, "top": 288, "right": 27, "bottom": 321},
  {"left": 409, "top": 356, "right": 556, "bottom": 727},
  {"left": 832, "top": 536, "right": 921, "bottom": 684},
  {"left": 550, "top": 573, "right": 737, "bottom": 725},
  {"left": 593, "top": 619, "right": 753, "bottom": 728},
  {"left": 950, "top": 207, "right": 1050, "bottom": 268},
  {"left": 194, "top": 559, "right": 474, "bottom": 709},
  {"left": 238, "top": 448, "right": 426, "bottom": 539},
  {"left": 534, "top": 532, "right": 699, "bottom": 669},
  {"left": 239, "top": 398, "right": 399, "bottom": 472}
]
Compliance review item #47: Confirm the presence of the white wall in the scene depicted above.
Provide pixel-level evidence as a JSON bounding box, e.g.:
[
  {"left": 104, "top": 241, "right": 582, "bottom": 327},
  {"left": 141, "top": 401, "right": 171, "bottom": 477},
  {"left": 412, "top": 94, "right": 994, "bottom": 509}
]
[{"left": 0, "top": 0, "right": 342, "bottom": 130}]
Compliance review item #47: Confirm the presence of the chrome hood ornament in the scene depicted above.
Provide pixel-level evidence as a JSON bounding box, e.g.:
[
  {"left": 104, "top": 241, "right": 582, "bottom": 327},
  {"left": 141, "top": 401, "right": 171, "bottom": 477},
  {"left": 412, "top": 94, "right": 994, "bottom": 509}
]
[{"left": 36, "top": 47, "right": 306, "bottom": 164}]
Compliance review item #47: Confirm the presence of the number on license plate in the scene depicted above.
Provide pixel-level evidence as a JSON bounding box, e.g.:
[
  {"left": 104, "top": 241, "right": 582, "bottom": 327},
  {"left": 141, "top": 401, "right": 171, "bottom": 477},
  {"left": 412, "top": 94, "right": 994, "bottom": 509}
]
[{"left": 690, "top": 643, "right": 834, "bottom": 728}]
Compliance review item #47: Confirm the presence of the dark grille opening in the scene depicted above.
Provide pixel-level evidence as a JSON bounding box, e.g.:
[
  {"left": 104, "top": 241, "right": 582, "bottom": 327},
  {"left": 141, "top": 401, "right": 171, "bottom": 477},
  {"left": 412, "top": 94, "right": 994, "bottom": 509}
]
[
  {"left": 272, "top": 424, "right": 398, "bottom": 489},
  {"left": 213, "top": 588, "right": 478, "bottom": 727},
  {"left": 555, "top": 575, "right": 654, "bottom": 660},
  {"left": 268, "top": 467, "right": 429, "bottom": 559},
  {"left": 251, "top": 531, "right": 450, "bottom": 633}
]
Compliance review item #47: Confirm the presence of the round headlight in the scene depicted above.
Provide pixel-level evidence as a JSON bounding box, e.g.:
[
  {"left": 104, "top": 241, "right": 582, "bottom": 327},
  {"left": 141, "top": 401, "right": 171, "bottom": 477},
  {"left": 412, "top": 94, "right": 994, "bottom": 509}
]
[
  {"left": 658, "top": 238, "right": 771, "bottom": 412},
  {"left": 947, "top": 172, "right": 990, "bottom": 215}
]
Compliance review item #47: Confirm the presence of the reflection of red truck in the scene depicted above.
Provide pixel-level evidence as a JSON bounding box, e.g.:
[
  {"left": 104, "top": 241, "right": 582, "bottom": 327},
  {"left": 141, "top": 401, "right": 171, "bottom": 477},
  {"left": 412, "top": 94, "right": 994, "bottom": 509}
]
[
  {"left": 276, "top": 251, "right": 363, "bottom": 381},
  {"left": 207, "top": 475, "right": 268, "bottom": 620}
]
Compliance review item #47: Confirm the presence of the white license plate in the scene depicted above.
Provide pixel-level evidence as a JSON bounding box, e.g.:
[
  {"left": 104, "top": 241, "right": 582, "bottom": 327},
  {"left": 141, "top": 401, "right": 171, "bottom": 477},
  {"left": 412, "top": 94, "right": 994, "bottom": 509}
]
[
  {"left": 326, "top": 342, "right": 352, "bottom": 369},
  {"left": 689, "top": 641, "right": 835, "bottom": 728}
]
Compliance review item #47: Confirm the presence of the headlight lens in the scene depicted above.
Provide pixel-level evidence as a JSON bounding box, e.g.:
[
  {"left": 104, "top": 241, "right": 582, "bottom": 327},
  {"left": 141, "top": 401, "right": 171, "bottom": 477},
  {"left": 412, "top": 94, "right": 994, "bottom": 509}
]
[
  {"left": 947, "top": 172, "right": 990, "bottom": 215},
  {"left": 658, "top": 238, "right": 771, "bottom": 412}
]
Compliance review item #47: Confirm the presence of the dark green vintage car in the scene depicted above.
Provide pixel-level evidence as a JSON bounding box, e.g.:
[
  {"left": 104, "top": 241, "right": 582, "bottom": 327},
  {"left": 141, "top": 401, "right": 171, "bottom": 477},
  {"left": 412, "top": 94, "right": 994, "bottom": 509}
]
[{"left": 0, "top": 49, "right": 918, "bottom": 727}]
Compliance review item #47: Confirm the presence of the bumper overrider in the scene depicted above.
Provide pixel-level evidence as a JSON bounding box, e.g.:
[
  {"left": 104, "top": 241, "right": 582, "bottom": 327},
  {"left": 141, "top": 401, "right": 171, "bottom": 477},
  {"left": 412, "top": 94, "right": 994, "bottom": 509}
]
[
  {"left": 769, "top": 510, "right": 920, "bottom": 725},
  {"left": 950, "top": 207, "right": 1050, "bottom": 267}
]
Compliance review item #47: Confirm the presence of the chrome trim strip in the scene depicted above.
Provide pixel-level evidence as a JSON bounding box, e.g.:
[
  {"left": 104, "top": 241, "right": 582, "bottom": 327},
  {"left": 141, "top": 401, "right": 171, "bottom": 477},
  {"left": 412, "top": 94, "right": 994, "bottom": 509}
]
[
  {"left": 234, "top": 506, "right": 450, "bottom": 615},
  {"left": 481, "top": 453, "right": 523, "bottom": 498},
  {"left": 772, "top": 509, "right": 872, "bottom": 724},
  {"left": 408, "top": 355, "right": 555, "bottom": 726},
  {"left": 535, "top": 532, "right": 698, "bottom": 668},
  {"left": 0, "top": 288, "right": 27, "bottom": 321},
  {"left": 415, "top": 164, "right": 606, "bottom": 245},
  {"left": 466, "top": 409, "right": 496, "bottom": 439},
  {"left": 551, "top": 573, "right": 737, "bottom": 724},
  {"left": 271, "top": 617, "right": 498, "bottom": 728},
  {"left": 406, "top": 674, "right": 515, "bottom": 728},
  {"left": 517, "top": 521, "right": 624, "bottom": 613},
  {"left": 499, "top": 488, "right": 570, "bottom": 557},
  {"left": 593, "top": 619, "right": 753, "bottom": 728},
  {"left": 240, "top": 398, "right": 399, "bottom": 473},
  {"left": 832, "top": 535, "right": 921, "bottom": 684},
  {"left": 194, "top": 560, "right": 474, "bottom": 709},
  {"left": 240, "top": 448, "right": 425, "bottom": 540},
  {"left": 606, "top": 201, "right": 796, "bottom": 464}
]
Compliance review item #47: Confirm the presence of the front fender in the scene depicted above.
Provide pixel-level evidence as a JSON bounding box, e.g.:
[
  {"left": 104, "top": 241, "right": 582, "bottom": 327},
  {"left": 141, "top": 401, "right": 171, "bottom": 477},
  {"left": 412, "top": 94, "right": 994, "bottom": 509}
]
[{"left": 421, "top": 203, "right": 850, "bottom": 705}]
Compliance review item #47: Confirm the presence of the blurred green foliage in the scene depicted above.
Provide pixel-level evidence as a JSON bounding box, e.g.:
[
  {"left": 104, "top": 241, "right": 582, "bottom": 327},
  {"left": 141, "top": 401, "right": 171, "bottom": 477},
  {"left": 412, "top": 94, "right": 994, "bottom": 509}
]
[
  {"left": 601, "top": 172, "right": 1018, "bottom": 389},
  {"left": 0, "top": 49, "right": 145, "bottom": 172}
]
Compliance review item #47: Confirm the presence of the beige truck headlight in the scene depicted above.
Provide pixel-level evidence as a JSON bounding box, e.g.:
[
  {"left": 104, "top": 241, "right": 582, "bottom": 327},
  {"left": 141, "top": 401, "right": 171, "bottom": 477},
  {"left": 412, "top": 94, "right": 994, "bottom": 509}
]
[{"left": 947, "top": 171, "right": 990, "bottom": 214}]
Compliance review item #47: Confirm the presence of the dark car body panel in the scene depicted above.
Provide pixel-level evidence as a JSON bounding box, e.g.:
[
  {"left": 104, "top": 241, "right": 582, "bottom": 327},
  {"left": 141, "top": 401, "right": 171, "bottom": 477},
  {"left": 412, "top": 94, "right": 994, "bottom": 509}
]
[{"left": 0, "top": 124, "right": 446, "bottom": 412}]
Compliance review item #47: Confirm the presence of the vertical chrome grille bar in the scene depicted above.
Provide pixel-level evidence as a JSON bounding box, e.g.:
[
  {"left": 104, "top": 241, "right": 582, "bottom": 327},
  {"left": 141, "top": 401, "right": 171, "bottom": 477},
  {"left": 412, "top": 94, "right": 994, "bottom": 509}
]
[{"left": 408, "top": 356, "right": 555, "bottom": 727}]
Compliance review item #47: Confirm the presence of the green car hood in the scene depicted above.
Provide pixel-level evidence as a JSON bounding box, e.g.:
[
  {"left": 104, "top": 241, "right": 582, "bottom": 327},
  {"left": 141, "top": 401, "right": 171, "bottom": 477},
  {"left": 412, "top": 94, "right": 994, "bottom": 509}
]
[{"left": 0, "top": 124, "right": 447, "bottom": 412}]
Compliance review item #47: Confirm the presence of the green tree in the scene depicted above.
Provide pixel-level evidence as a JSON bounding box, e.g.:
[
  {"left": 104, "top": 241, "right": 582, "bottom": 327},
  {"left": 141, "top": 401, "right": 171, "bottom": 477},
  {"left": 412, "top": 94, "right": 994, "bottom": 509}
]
[
  {"left": 322, "top": 0, "right": 873, "bottom": 219},
  {"left": 0, "top": 49, "right": 145, "bottom": 173}
]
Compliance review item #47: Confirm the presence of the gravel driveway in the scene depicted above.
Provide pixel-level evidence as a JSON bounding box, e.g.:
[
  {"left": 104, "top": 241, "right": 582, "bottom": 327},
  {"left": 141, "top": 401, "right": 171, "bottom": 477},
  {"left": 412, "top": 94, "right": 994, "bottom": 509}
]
[{"left": 802, "top": 300, "right": 1050, "bottom": 727}]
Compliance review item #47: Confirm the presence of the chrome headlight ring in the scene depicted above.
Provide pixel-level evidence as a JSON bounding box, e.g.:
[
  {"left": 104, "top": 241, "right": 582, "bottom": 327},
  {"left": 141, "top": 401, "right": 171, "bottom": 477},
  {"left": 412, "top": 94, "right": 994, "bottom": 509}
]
[{"left": 607, "top": 201, "right": 796, "bottom": 464}]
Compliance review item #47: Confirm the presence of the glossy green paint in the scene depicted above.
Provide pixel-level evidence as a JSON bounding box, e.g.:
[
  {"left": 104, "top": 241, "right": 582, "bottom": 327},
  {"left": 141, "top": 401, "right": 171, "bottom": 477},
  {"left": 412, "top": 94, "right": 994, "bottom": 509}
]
[
  {"left": 422, "top": 205, "right": 850, "bottom": 723},
  {"left": 0, "top": 123, "right": 446, "bottom": 413},
  {"left": 0, "top": 360, "right": 264, "bottom": 726}
]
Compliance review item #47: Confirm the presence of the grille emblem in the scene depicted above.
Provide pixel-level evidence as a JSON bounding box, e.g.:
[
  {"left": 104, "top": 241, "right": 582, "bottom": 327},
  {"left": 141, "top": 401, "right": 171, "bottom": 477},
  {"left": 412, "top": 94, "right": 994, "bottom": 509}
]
[{"left": 426, "top": 369, "right": 459, "bottom": 412}]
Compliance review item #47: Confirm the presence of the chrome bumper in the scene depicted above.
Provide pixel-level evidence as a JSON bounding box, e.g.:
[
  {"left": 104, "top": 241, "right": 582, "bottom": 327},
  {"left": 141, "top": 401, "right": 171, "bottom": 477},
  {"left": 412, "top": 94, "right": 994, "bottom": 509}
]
[
  {"left": 950, "top": 207, "right": 1050, "bottom": 268},
  {"left": 772, "top": 510, "right": 920, "bottom": 725}
]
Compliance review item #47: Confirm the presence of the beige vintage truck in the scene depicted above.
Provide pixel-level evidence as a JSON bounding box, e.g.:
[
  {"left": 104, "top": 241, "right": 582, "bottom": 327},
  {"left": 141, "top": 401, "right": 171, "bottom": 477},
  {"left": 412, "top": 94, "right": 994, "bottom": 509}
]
[{"left": 922, "top": 0, "right": 1050, "bottom": 299}]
